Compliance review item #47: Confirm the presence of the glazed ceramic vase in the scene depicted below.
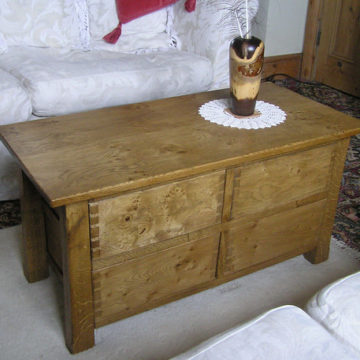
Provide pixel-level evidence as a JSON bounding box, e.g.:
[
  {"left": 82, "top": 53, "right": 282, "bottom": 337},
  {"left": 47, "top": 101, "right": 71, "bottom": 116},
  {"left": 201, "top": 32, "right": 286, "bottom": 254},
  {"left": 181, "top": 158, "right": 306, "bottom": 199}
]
[{"left": 229, "top": 36, "right": 264, "bottom": 116}]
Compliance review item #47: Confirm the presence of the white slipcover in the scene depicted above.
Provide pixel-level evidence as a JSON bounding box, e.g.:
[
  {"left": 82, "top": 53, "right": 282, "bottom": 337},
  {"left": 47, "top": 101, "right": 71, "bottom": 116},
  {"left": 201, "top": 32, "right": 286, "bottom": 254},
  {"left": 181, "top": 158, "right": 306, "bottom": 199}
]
[
  {"left": 0, "top": 46, "right": 212, "bottom": 117},
  {"left": 171, "top": 0, "right": 233, "bottom": 89},
  {"left": 0, "top": 0, "right": 228, "bottom": 200},
  {"left": 171, "top": 305, "right": 359, "bottom": 360},
  {"left": 0, "top": 32, "right": 7, "bottom": 54},
  {"left": 0, "top": 0, "right": 88, "bottom": 49},
  {"left": 306, "top": 271, "right": 360, "bottom": 357},
  {"left": 0, "top": 69, "right": 32, "bottom": 199},
  {"left": 0, "top": 69, "right": 31, "bottom": 124},
  {"left": 88, "top": 0, "right": 172, "bottom": 53}
]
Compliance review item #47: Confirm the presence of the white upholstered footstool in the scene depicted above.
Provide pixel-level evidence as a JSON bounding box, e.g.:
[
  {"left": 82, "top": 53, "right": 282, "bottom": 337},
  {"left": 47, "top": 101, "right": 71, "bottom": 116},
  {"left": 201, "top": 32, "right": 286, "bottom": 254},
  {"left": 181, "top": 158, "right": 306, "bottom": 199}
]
[
  {"left": 306, "top": 271, "right": 360, "bottom": 357},
  {"left": 171, "top": 305, "right": 358, "bottom": 360}
]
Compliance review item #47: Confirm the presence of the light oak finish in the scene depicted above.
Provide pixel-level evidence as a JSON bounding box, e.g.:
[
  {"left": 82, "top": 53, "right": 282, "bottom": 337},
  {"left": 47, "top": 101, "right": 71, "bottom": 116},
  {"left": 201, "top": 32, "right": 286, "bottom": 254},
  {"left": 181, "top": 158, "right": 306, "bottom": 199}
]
[
  {"left": 93, "top": 232, "right": 219, "bottom": 327},
  {"left": 90, "top": 171, "right": 224, "bottom": 258},
  {"left": 222, "top": 168, "right": 235, "bottom": 223},
  {"left": 62, "top": 202, "right": 95, "bottom": 353},
  {"left": 301, "top": 0, "right": 322, "bottom": 80},
  {"left": 43, "top": 202, "right": 64, "bottom": 271},
  {"left": 231, "top": 144, "right": 334, "bottom": 219},
  {"left": 304, "top": 138, "right": 350, "bottom": 263},
  {"left": 1, "top": 84, "right": 359, "bottom": 208},
  {"left": 21, "top": 171, "right": 49, "bottom": 282},
  {"left": 302, "top": 0, "right": 360, "bottom": 96},
  {"left": 1, "top": 83, "right": 359, "bottom": 353},
  {"left": 263, "top": 53, "right": 302, "bottom": 79},
  {"left": 219, "top": 200, "right": 326, "bottom": 276},
  {"left": 315, "top": 0, "right": 360, "bottom": 96}
]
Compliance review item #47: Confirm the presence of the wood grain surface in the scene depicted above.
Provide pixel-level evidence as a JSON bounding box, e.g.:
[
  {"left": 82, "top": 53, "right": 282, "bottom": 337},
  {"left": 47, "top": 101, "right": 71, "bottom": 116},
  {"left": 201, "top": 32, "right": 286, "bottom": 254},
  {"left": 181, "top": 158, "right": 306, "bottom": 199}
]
[
  {"left": 219, "top": 200, "right": 326, "bottom": 276},
  {"left": 305, "top": 138, "right": 350, "bottom": 263},
  {"left": 43, "top": 203, "right": 65, "bottom": 271},
  {"left": 231, "top": 144, "right": 334, "bottom": 218},
  {"left": 263, "top": 53, "right": 302, "bottom": 79},
  {"left": 90, "top": 171, "right": 224, "bottom": 258},
  {"left": 93, "top": 232, "right": 219, "bottom": 327},
  {"left": 1, "top": 83, "right": 359, "bottom": 207},
  {"left": 314, "top": 0, "right": 360, "bottom": 96},
  {"left": 21, "top": 171, "right": 49, "bottom": 282},
  {"left": 8, "top": 83, "right": 360, "bottom": 354},
  {"left": 301, "top": 0, "right": 322, "bottom": 80},
  {"left": 62, "top": 202, "right": 94, "bottom": 353}
]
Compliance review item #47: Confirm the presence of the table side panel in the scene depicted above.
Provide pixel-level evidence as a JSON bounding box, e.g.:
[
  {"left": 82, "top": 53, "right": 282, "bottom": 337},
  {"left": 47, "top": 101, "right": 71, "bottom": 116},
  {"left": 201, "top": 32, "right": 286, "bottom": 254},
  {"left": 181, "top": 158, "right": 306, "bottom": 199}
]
[
  {"left": 305, "top": 138, "right": 351, "bottom": 263},
  {"left": 21, "top": 172, "right": 49, "bottom": 283},
  {"left": 43, "top": 203, "right": 65, "bottom": 272}
]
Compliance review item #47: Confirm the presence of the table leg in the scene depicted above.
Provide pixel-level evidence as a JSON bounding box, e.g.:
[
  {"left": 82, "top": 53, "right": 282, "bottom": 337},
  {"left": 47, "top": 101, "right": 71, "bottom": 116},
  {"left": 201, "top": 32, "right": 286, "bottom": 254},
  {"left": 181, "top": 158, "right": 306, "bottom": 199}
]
[
  {"left": 62, "top": 201, "right": 95, "bottom": 353},
  {"left": 304, "top": 138, "right": 350, "bottom": 264},
  {"left": 21, "top": 171, "right": 49, "bottom": 282}
]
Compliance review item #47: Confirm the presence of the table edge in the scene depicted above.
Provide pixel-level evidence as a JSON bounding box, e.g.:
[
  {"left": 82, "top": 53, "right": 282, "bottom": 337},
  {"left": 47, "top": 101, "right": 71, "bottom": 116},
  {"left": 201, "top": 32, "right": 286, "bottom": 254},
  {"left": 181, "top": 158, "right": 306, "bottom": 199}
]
[{"left": 46, "top": 131, "right": 358, "bottom": 208}]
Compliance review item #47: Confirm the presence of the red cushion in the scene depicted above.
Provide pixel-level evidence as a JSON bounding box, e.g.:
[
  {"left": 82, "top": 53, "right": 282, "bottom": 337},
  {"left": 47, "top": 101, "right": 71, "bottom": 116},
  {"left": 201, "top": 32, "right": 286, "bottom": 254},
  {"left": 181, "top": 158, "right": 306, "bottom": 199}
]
[{"left": 104, "top": 0, "right": 196, "bottom": 44}]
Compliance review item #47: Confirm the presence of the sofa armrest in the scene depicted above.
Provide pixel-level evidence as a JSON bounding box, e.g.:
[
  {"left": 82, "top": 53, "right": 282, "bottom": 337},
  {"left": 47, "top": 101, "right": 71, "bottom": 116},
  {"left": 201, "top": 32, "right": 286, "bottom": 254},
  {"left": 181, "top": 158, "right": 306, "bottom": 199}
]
[
  {"left": 306, "top": 271, "right": 360, "bottom": 357},
  {"left": 170, "top": 0, "right": 232, "bottom": 89}
]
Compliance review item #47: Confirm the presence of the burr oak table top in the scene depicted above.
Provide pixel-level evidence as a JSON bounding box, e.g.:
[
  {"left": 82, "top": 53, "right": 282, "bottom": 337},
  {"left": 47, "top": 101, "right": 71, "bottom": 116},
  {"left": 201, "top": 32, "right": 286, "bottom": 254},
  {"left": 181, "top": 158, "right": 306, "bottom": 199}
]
[{"left": 1, "top": 82, "right": 360, "bottom": 208}]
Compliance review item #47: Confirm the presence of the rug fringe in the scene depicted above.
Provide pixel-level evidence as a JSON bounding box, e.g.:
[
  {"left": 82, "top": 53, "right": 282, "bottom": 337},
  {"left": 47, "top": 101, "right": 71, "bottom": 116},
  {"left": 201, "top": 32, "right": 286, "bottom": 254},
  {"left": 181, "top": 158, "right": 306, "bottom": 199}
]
[{"left": 331, "top": 237, "right": 360, "bottom": 261}]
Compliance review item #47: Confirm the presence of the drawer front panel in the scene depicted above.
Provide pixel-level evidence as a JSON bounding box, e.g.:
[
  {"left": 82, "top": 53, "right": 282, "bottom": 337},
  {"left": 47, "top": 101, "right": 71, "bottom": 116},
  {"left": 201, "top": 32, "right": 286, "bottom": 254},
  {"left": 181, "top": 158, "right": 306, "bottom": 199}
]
[
  {"left": 90, "top": 171, "right": 224, "bottom": 258},
  {"left": 220, "top": 200, "right": 326, "bottom": 276},
  {"left": 93, "top": 233, "right": 219, "bottom": 326},
  {"left": 231, "top": 145, "right": 333, "bottom": 219}
]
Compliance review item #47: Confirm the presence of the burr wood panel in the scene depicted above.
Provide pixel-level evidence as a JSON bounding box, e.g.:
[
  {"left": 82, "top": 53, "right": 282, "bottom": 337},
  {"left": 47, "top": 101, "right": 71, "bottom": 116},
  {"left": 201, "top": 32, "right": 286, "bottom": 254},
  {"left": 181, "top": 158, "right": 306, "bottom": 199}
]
[
  {"left": 93, "top": 232, "right": 219, "bottom": 327},
  {"left": 231, "top": 145, "right": 334, "bottom": 219},
  {"left": 90, "top": 171, "right": 224, "bottom": 258}
]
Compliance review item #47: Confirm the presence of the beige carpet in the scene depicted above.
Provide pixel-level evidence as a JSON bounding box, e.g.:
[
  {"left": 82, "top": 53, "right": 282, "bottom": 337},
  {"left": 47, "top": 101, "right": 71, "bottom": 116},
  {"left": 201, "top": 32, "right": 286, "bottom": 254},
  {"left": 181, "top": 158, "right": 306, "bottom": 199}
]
[{"left": 0, "top": 225, "right": 359, "bottom": 360}]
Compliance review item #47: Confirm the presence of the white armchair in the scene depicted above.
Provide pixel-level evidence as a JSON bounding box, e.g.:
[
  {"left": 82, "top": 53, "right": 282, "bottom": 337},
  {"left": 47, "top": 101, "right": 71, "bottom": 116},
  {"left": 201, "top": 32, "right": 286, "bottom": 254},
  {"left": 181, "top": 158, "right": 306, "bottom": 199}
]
[
  {"left": 0, "top": 0, "right": 232, "bottom": 200},
  {"left": 172, "top": 0, "right": 232, "bottom": 89}
]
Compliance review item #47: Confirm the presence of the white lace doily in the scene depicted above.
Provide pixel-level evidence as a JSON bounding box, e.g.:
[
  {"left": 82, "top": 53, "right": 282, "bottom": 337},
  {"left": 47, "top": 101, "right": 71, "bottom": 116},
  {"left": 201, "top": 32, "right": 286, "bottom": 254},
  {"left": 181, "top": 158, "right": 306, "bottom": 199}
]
[{"left": 199, "top": 98, "right": 286, "bottom": 130}]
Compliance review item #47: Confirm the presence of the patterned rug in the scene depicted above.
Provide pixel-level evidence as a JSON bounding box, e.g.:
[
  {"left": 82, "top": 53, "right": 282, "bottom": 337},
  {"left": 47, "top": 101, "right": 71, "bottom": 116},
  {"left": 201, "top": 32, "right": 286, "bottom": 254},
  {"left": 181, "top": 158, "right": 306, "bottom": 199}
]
[
  {"left": 1, "top": 79, "right": 359, "bottom": 253},
  {"left": 0, "top": 199, "right": 21, "bottom": 228}
]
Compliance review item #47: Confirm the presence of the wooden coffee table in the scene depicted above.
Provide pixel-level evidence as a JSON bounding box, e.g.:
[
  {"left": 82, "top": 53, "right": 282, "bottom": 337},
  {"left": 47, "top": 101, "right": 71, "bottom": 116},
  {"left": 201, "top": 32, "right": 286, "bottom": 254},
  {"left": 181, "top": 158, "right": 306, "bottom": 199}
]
[{"left": 1, "top": 83, "right": 360, "bottom": 353}]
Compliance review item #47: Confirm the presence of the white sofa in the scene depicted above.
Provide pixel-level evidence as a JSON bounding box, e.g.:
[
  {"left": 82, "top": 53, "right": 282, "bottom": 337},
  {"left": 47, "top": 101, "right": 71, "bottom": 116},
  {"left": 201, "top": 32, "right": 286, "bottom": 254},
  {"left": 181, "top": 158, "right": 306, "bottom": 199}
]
[
  {"left": 0, "top": 0, "right": 231, "bottom": 200},
  {"left": 172, "top": 271, "right": 360, "bottom": 359}
]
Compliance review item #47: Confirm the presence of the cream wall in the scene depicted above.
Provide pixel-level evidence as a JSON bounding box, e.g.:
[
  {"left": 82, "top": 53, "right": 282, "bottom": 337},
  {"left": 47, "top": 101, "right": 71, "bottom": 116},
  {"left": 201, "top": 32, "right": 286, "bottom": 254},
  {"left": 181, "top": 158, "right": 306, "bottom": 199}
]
[{"left": 254, "top": 0, "right": 309, "bottom": 57}]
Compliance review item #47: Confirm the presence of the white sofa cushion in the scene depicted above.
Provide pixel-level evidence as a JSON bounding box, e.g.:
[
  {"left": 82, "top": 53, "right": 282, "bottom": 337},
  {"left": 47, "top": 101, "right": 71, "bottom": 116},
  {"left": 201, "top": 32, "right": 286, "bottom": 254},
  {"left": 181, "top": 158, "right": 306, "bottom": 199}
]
[
  {"left": 87, "top": 0, "right": 171, "bottom": 53},
  {"left": 171, "top": 306, "right": 358, "bottom": 360},
  {"left": 172, "top": 0, "right": 233, "bottom": 89},
  {"left": 306, "top": 271, "right": 360, "bottom": 357},
  {"left": 0, "top": 32, "right": 7, "bottom": 54},
  {"left": 0, "top": 46, "right": 212, "bottom": 117},
  {"left": 0, "top": 69, "right": 32, "bottom": 200},
  {"left": 0, "top": 0, "right": 88, "bottom": 49},
  {"left": 0, "top": 69, "right": 32, "bottom": 125}
]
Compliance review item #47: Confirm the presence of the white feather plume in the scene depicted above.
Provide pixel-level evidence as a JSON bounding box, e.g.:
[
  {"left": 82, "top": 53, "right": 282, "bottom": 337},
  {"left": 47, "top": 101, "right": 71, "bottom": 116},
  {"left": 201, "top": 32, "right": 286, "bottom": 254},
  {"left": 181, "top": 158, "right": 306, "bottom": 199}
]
[{"left": 218, "top": 0, "right": 259, "bottom": 39}]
